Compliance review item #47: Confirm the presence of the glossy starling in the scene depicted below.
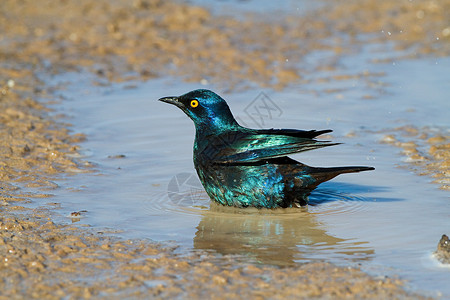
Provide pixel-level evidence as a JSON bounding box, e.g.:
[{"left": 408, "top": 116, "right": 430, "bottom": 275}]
[{"left": 159, "top": 89, "right": 374, "bottom": 208}]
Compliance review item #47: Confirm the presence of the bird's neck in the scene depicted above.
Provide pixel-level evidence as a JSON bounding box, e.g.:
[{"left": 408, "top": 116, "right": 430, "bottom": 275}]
[
  {"left": 194, "top": 116, "right": 241, "bottom": 140},
  {"left": 196, "top": 119, "right": 239, "bottom": 136}
]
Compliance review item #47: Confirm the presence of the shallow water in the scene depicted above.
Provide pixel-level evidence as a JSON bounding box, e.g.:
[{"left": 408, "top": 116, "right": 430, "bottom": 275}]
[
  {"left": 191, "top": 0, "right": 321, "bottom": 16},
  {"left": 45, "top": 49, "right": 450, "bottom": 296}
]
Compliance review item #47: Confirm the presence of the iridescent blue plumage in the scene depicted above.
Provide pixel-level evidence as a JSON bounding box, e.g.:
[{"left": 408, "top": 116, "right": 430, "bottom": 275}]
[{"left": 159, "top": 89, "right": 374, "bottom": 208}]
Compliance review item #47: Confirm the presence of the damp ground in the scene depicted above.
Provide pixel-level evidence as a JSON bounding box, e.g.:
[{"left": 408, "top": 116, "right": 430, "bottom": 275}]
[{"left": 0, "top": 0, "right": 449, "bottom": 298}]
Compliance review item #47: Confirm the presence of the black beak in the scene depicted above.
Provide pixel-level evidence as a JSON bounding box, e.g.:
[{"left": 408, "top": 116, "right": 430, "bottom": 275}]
[{"left": 158, "top": 96, "right": 183, "bottom": 108}]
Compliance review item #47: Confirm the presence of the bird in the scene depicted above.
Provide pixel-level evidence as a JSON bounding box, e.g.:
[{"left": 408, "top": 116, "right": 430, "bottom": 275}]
[{"left": 159, "top": 89, "right": 374, "bottom": 208}]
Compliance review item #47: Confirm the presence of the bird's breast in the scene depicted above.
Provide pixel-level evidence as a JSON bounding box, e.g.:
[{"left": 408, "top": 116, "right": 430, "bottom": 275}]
[{"left": 194, "top": 160, "right": 288, "bottom": 207}]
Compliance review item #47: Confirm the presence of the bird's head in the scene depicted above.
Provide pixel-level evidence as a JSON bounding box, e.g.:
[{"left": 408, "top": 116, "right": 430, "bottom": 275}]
[{"left": 159, "top": 89, "right": 239, "bottom": 133}]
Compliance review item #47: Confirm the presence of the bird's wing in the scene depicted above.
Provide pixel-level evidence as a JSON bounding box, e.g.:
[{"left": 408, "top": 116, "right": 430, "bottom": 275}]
[
  {"left": 200, "top": 130, "right": 339, "bottom": 164},
  {"left": 256, "top": 128, "right": 332, "bottom": 139}
]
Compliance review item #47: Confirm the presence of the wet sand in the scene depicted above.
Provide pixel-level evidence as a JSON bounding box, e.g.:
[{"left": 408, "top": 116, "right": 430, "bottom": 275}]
[
  {"left": 381, "top": 126, "right": 449, "bottom": 190},
  {"left": 0, "top": 0, "right": 447, "bottom": 298}
]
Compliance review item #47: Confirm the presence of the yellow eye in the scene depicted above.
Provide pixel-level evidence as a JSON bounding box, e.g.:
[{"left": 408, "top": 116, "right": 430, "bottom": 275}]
[{"left": 190, "top": 99, "right": 199, "bottom": 108}]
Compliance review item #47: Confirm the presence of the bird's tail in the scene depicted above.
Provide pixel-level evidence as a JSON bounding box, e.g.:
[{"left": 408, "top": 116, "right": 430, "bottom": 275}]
[{"left": 308, "top": 165, "right": 374, "bottom": 188}]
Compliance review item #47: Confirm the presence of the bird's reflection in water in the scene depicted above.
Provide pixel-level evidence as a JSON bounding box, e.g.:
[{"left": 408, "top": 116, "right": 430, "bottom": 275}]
[{"left": 194, "top": 202, "right": 374, "bottom": 266}]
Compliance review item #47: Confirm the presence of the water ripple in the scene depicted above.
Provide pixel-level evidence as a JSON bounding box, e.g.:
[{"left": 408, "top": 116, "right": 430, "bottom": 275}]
[{"left": 308, "top": 188, "right": 376, "bottom": 216}]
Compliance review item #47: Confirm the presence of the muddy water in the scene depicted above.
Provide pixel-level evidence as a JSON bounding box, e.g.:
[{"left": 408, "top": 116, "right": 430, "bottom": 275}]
[{"left": 46, "top": 47, "right": 450, "bottom": 296}]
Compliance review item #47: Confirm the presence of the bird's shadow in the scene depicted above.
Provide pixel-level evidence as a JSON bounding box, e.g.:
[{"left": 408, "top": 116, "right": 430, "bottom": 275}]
[{"left": 308, "top": 182, "right": 403, "bottom": 206}]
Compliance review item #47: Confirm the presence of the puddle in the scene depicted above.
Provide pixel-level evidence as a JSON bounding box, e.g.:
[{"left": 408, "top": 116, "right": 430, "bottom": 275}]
[
  {"left": 190, "top": 0, "right": 323, "bottom": 16},
  {"left": 45, "top": 53, "right": 450, "bottom": 297}
]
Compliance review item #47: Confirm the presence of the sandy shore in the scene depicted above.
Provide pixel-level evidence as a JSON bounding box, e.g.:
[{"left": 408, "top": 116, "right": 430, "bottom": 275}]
[
  {"left": 381, "top": 126, "right": 449, "bottom": 190},
  {"left": 1, "top": 0, "right": 447, "bottom": 298}
]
